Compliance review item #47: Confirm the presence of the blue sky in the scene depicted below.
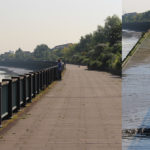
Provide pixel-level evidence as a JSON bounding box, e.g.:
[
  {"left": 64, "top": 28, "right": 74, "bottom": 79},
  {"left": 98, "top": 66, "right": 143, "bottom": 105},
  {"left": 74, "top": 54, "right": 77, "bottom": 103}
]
[{"left": 0, "top": 0, "right": 121, "bottom": 53}]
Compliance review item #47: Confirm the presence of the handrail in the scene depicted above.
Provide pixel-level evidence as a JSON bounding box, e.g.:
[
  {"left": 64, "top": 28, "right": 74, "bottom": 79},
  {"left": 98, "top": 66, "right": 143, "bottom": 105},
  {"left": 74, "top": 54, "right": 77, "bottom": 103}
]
[{"left": 0, "top": 64, "right": 64, "bottom": 127}]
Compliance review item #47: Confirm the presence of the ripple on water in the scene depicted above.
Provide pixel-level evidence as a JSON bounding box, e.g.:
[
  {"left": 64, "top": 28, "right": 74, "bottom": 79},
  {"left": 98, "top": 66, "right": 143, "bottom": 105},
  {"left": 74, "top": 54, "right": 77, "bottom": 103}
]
[{"left": 123, "top": 63, "right": 150, "bottom": 150}]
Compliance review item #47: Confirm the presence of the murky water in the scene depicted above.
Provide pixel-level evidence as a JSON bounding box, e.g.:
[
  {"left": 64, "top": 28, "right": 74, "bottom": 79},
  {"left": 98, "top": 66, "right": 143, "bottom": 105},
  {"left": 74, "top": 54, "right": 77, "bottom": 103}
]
[
  {"left": 122, "top": 30, "right": 150, "bottom": 149},
  {"left": 0, "top": 66, "right": 32, "bottom": 82},
  {"left": 122, "top": 30, "right": 142, "bottom": 60}
]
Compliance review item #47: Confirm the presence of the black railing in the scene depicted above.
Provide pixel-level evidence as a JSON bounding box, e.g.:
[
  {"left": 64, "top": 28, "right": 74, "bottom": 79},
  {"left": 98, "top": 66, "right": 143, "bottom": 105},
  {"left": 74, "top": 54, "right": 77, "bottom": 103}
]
[{"left": 0, "top": 65, "right": 62, "bottom": 127}]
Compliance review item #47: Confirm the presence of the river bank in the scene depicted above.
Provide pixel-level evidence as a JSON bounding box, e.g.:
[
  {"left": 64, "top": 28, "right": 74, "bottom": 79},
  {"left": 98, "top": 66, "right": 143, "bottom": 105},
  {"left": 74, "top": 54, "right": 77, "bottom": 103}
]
[
  {"left": 122, "top": 31, "right": 150, "bottom": 149},
  {"left": 122, "top": 30, "right": 142, "bottom": 61},
  {"left": 122, "top": 31, "right": 150, "bottom": 69},
  {"left": 0, "top": 66, "right": 32, "bottom": 82}
]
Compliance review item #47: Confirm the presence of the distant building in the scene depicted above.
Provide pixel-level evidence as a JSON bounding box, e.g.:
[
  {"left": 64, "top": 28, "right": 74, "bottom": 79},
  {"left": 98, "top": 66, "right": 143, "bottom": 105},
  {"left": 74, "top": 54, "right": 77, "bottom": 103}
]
[
  {"left": 123, "top": 12, "right": 137, "bottom": 17},
  {"left": 52, "top": 43, "right": 73, "bottom": 50}
]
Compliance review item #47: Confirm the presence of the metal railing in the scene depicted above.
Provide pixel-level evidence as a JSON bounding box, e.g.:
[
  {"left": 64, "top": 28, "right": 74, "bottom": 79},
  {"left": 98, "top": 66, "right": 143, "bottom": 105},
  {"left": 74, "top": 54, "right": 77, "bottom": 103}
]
[{"left": 0, "top": 65, "right": 60, "bottom": 127}]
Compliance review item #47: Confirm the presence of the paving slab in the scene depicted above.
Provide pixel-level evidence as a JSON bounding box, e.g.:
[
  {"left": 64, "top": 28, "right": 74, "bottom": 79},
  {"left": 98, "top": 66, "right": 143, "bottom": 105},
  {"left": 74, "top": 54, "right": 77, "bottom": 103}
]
[{"left": 0, "top": 64, "right": 121, "bottom": 150}]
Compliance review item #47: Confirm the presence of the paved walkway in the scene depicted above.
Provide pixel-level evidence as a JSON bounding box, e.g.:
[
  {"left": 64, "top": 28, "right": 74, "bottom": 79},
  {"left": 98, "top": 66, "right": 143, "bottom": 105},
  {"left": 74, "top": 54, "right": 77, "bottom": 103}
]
[{"left": 0, "top": 65, "right": 121, "bottom": 150}]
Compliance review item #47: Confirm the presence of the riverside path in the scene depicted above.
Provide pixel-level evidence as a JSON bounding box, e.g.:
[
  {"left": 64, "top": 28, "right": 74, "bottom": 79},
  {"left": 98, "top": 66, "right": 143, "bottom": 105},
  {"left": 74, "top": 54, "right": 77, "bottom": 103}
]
[{"left": 0, "top": 64, "right": 121, "bottom": 150}]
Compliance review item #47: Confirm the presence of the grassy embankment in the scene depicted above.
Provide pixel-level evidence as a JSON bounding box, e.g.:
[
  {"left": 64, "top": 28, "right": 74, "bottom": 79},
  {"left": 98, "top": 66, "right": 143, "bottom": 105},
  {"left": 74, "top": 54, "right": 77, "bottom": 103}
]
[{"left": 122, "top": 31, "right": 150, "bottom": 69}]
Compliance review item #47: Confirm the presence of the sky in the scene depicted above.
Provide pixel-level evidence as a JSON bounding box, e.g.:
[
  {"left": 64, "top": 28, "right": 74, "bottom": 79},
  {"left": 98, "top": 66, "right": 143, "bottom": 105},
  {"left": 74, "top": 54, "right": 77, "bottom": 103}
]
[
  {"left": 0, "top": 0, "right": 121, "bottom": 53},
  {"left": 123, "top": 0, "right": 150, "bottom": 13}
]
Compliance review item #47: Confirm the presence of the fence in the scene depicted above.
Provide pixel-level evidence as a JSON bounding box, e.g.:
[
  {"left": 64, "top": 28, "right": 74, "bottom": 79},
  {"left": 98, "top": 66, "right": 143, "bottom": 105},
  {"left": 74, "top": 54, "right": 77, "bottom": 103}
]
[{"left": 0, "top": 65, "right": 62, "bottom": 127}]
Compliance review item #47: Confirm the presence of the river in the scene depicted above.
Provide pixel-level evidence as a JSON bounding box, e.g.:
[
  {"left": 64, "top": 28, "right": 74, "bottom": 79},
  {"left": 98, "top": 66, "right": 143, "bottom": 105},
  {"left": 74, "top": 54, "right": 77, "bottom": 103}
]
[
  {"left": 122, "top": 30, "right": 150, "bottom": 149},
  {"left": 122, "top": 30, "right": 142, "bottom": 60},
  {"left": 0, "top": 66, "right": 32, "bottom": 82}
]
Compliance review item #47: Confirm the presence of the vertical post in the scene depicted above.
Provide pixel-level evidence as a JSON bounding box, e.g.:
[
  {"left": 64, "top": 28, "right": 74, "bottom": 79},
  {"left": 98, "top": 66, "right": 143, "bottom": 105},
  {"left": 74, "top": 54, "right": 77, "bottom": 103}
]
[
  {"left": 37, "top": 72, "right": 40, "bottom": 93},
  {"left": 44, "top": 70, "right": 46, "bottom": 89},
  {"left": 23, "top": 75, "right": 27, "bottom": 107},
  {"left": 48, "top": 69, "right": 50, "bottom": 85},
  {"left": 17, "top": 77, "right": 21, "bottom": 110},
  {"left": 46, "top": 70, "right": 47, "bottom": 87},
  {"left": 34, "top": 73, "right": 37, "bottom": 97},
  {"left": 46, "top": 70, "right": 48, "bottom": 87},
  {"left": 12, "top": 77, "right": 21, "bottom": 111},
  {"left": 28, "top": 74, "right": 32, "bottom": 103},
  {"left": 51, "top": 68, "right": 53, "bottom": 82},
  {"left": 8, "top": 80, "right": 13, "bottom": 118},
  {"left": 40, "top": 71, "right": 42, "bottom": 91},
  {"left": 54, "top": 67, "right": 57, "bottom": 81},
  {"left": 0, "top": 84, "right": 2, "bottom": 127},
  {"left": 16, "top": 77, "right": 21, "bottom": 111},
  {"left": 43, "top": 71, "right": 45, "bottom": 89},
  {"left": 42, "top": 71, "right": 44, "bottom": 90},
  {"left": 50, "top": 69, "right": 51, "bottom": 84}
]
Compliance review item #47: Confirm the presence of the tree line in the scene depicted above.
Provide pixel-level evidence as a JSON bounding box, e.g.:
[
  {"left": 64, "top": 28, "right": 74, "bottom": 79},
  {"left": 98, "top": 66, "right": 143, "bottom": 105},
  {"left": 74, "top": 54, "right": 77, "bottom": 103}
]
[
  {"left": 61, "top": 15, "right": 121, "bottom": 75},
  {"left": 0, "top": 15, "right": 121, "bottom": 75},
  {"left": 122, "top": 11, "right": 150, "bottom": 31}
]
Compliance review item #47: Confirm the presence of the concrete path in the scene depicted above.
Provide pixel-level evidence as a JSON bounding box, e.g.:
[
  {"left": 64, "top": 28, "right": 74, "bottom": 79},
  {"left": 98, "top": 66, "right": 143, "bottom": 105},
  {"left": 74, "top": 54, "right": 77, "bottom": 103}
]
[{"left": 0, "top": 65, "right": 121, "bottom": 150}]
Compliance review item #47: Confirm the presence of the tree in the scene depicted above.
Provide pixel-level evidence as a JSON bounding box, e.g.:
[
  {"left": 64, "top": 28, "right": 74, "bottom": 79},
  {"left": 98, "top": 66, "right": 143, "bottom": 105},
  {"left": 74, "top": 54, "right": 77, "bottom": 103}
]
[
  {"left": 33, "top": 44, "right": 51, "bottom": 60},
  {"left": 104, "top": 15, "right": 121, "bottom": 45}
]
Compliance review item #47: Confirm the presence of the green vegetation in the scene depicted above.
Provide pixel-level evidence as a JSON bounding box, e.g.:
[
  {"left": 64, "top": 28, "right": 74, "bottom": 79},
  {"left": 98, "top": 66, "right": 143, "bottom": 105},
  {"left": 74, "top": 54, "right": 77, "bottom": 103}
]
[
  {"left": 0, "top": 45, "right": 58, "bottom": 62},
  {"left": 0, "top": 15, "right": 121, "bottom": 75},
  {"left": 123, "top": 11, "right": 150, "bottom": 31},
  {"left": 123, "top": 11, "right": 150, "bottom": 23},
  {"left": 62, "top": 15, "right": 121, "bottom": 75}
]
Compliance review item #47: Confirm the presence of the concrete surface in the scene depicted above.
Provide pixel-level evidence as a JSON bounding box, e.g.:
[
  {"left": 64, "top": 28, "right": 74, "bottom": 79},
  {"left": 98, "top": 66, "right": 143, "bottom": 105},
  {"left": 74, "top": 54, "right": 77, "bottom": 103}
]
[{"left": 0, "top": 65, "right": 121, "bottom": 150}]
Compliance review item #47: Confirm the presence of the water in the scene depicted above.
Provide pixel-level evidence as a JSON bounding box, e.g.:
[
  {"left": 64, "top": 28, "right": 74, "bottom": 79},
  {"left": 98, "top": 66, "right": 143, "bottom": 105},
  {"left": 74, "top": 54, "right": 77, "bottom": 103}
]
[
  {"left": 122, "top": 30, "right": 150, "bottom": 149},
  {"left": 122, "top": 30, "right": 142, "bottom": 60},
  {"left": 0, "top": 66, "right": 32, "bottom": 82}
]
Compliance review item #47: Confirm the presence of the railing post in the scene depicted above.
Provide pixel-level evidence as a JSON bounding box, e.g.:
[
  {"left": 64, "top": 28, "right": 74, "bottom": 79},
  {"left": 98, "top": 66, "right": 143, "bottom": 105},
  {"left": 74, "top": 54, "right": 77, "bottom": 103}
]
[
  {"left": 48, "top": 69, "right": 50, "bottom": 85},
  {"left": 44, "top": 70, "right": 46, "bottom": 89},
  {"left": 29, "top": 72, "right": 35, "bottom": 98},
  {"left": 23, "top": 75, "right": 27, "bottom": 107},
  {"left": 27, "top": 74, "right": 32, "bottom": 103},
  {"left": 3, "top": 79, "right": 13, "bottom": 118},
  {"left": 52, "top": 68, "right": 54, "bottom": 81},
  {"left": 41, "top": 71, "right": 44, "bottom": 90},
  {"left": 12, "top": 77, "right": 21, "bottom": 111},
  {"left": 37, "top": 72, "right": 40, "bottom": 94},
  {"left": 50, "top": 68, "right": 53, "bottom": 83},
  {"left": 34, "top": 73, "right": 37, "bottom": 97},
  {"left": 0, "top": 84, "right": 2, "bottom": 127},
  {"left": 46, "top": 70, "right": 48, "bottom": 86},
  {"left": 17, "top": 77, "right": 21, "bottom": 110},
  {"left": 9, "top": 80, "right": 12, "bottom": 118},
  {"left": 40, "top": 71, "right": 42, "bottom": 91},
  {"left": 54, "top": 67, "right": 57, "bottom": 81}
]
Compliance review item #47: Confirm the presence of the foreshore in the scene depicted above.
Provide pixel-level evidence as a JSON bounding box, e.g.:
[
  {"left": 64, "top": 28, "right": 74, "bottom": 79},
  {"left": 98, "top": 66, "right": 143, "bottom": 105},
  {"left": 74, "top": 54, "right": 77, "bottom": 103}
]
[
  {"left": 122, "top": 31, "right": 150, "bottom": 70},
  {"left": 0, "top": 66, "right": 32, "bottom": 81}
]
